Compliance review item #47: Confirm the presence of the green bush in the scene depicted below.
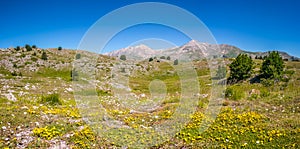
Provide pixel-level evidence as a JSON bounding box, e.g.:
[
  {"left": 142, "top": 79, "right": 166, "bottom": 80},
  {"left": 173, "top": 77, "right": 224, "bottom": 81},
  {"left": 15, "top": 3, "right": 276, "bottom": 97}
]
[
  {"left": 58, "top": 46, "right": 62, "bottom": 51},
  {"left": 228, "top": 54, "right": 254, "bottom": 84},
  {"left": 149, "top": 57, "right": 154, "bottom": 62},
  {"left": 15, "top": 46, "right": 21, "bottom": 51},
  {"left": 41, "top": 93, "right": 61, "bottom": 105},
  {"left": 173, "top": 59, "right": 178, "bottom": 65},
  {"left": 167, "top": 56, "right": 171, "bottom": 60},
  {"left": 260, "top": 89, "right": 270, "bottom": 97},
  {"left": 31, "top": 57, "right": 38, "bottom": 62},
  {"left": 260, "top": 51, "right": 284, "bottom": 80},
  {"left": 25, "top": 44, "right": 32, "bottom": 51},
  {"left": 41, "top": 51, "right": 48, "bottom": 60},
  {"left": 120, "top": 55, "right": 126, "bottom": 61},
  {"left": 75, "top": 53, "right": 81, "bottom": 59},
  {"left": 225, "top": 87, "right": 244, "bottom": 100}
]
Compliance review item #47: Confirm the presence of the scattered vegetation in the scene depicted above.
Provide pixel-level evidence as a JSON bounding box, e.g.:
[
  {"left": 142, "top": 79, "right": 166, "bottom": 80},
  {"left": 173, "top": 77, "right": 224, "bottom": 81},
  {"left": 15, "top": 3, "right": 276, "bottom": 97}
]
[{"left": 0, "top": 48, "right": 299, "bottom": 148}]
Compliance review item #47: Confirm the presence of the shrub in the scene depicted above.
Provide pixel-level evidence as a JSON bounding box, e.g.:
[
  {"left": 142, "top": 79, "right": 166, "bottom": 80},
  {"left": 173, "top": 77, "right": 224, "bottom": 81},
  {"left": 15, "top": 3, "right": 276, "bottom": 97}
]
[
  {"left": 31, "top": 57, "right": 38, "bottom": 62},
  {"left": 120, "top": 55, "right": 126, "bottom": 61},
  {"left": 228, "top": 54, "right": 254, "bottom": 84},
  {"left": 75, "top": 53, "right": 81, "bottom": 59},
  {"left": 149, "top": 57, "right": 154, "bottom": 62},
  {"left": 173, "top": 59, "right": 178, "bottom": 65},
  {"left": 32, "top": 45, "right": 37, "bottom": 48},
  {"left": 41, "top": 93, "right": 61, "bottom": 105},
  {"left": 25, "top": 44, "right": 32, "bottom": 51},
  {"left": 15, "top": 46, "right": 21, "bottom": 51},
  {"left": 167, "top": 56, "right": 171, "bottom": 60},
  {"left": 160, "top": 56, "right": 166, "bottom": 59},
  {"left": 41, "top": 51, "right": 48, "bottom": 60},
  {"left": 225, "top": 87, "right": 244, "bottom": 100},
  {"left": 11, "top": 71, "right": 18, "bottom": 76},
  {"left": 58, "top": 46, "right": 62, "bottom": 51}
]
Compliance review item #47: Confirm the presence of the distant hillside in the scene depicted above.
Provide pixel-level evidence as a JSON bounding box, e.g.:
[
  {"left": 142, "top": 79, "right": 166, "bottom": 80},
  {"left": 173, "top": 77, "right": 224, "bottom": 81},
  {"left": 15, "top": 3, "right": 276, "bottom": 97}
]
[{"left": 106, "top": 40, "right": 298, "bottom": 61}]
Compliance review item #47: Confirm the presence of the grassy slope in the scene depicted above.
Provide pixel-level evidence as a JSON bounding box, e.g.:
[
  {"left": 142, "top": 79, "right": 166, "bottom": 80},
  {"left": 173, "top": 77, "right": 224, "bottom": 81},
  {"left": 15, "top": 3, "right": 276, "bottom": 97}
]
[{"left": 0, "top": 56, "right": 299, "bottom": 148}]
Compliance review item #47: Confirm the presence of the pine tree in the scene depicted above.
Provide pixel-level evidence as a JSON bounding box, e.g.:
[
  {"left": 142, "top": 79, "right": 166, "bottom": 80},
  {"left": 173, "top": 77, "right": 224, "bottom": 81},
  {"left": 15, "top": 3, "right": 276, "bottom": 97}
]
[
  {"left": 260, "top": 51, "right": 284, "bottom": 80},
  {"left": 228, "top": 54, "right": 254, "bottom": 83}
]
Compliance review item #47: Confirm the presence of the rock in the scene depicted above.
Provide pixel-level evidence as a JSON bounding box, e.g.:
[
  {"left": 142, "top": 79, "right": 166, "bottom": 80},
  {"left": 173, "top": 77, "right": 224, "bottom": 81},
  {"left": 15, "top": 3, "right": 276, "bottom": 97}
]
[
  {"left": 140, "top": 93, "right": 146, "bottom": 98},
  {"left": 249, "top": 89, "right": 260, "bottom": 95},
  {"left": 65, "top": 87, "right": 73, "bottom": 92},
  {"left": 24, "top": 84, "right": 30, "bottom": 90},
  {"left": 4, "top": 92, "right": 17, "bottom": 101}
]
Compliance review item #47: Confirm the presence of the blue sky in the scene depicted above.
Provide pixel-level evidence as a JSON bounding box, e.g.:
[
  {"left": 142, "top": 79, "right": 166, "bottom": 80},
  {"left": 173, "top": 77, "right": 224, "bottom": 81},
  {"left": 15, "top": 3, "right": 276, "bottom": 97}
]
[{"left": 1, "top": 0, "right": 300, "bottom": 57}]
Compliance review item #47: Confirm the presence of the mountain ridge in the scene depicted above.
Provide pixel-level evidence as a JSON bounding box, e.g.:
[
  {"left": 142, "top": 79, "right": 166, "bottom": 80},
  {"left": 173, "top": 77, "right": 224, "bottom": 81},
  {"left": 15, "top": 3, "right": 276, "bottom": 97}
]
[{"left": 105, "top": 40, "right": 299, "bottom": 61}]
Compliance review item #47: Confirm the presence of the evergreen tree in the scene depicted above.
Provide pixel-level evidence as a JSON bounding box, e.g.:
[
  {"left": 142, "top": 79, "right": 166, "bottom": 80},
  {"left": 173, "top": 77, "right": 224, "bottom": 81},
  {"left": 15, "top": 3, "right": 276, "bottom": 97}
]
[
  {"left": 228, "top": 54, "right": 254, "bottom": 83},
  {"left": 260, "top": 51, "right": 284, "bottom": 80}
]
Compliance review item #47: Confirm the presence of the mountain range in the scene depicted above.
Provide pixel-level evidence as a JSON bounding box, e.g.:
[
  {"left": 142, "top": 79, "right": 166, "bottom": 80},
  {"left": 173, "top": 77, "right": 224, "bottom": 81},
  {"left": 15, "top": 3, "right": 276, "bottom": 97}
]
[{"left": 106, "top": 40, "right": 299, "bottom": 61}]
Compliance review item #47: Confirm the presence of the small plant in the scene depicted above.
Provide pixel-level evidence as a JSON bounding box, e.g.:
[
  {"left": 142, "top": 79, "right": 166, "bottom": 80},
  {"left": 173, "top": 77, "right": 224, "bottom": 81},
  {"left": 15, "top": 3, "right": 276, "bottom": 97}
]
[
  {"left": 75, "top": 53, "right": 81, "bottom": 59},
  {"left": 225, "top": 87, "right": 244, "bottom": 100},
  {"left": 32, "top": 45, "right": 37, "bottom": 48},
  {"left": 120, "top": 55, "right": 126, "bottom": 61},
  {"left": 15, "top": 46, "right": 21, "bottom": 51},
  {"left": 58, "top": 46, "right": 62, "bottom": 51},
  {"left": 31, "top": 57, "right": 38, "bottom": 62},
  {"left": 149, "top": 57, "right": 154, "bottom": 62},
  {"left": 41, "top": 93, "right": 61, "bottom": 105},
  {"left": 41, "top": 51, "right": 48, "bottom": 60},
  {"left": 160, "top": 56, "right": 166, "bottom": 59},
  {"left": 173, "top": 59, "right": 179, "bottom": 65},
  {"left": 25, "top": 44, "right": 32, "bottom": 51},
  {"left": 11, "top": 71, "right": 18, "bottom": 76},
  {"left": 33, "top": 126, "right": 63, "bottom": 140},
  {"left": 166, "top": 56, "right": 171, "bottom": 60}
]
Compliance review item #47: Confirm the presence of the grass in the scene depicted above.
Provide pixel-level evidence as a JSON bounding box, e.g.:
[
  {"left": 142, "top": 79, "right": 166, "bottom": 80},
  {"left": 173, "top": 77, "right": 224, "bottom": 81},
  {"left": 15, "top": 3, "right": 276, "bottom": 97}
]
[
  {"left": 33, "top": 67, "right": 71, "bottom": 81},
  {"left": 0, "top": 59, "right": 299, "bottom": 148},
  {"left": 40, "top": 93, "right": 62, "bottom": 105}
]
